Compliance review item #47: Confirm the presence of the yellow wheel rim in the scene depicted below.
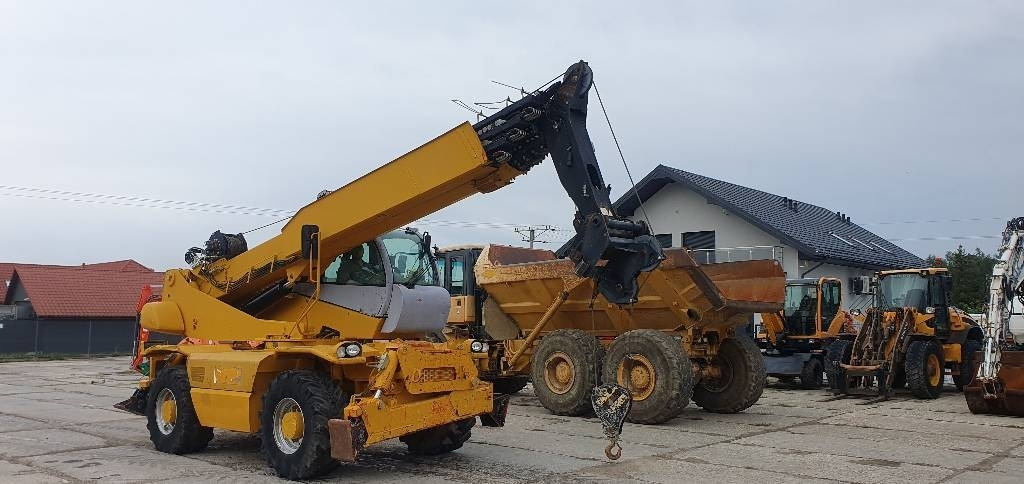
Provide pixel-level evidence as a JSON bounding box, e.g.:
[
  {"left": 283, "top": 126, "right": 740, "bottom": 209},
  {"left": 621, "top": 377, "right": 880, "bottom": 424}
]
[
  {"left": 617, "top": 354, "right": 657, "bottom": 401},
  {"left": 154, "top": 388, "right": 177, "bottom": 435},
  {"left": 280, "top": 411, "right": 304, "bottom": 440},
  {"left": 927, "top": 353, "right": 942, "bottom": 387},
  {"left": 543, "top": 351, "right": 576, "bottom": 395}
]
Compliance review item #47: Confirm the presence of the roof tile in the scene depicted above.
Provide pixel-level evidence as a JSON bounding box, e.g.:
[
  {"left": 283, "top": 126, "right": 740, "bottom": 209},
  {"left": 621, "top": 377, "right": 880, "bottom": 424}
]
[{"left": 2, "top": 261, "right": 163, "bottom": 318}]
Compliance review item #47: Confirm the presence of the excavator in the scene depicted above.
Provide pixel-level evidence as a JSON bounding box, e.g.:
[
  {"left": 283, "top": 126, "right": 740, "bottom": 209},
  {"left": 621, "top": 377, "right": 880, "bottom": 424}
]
[
  {"left": 965, "top": 217, "right": 1024, "bottom": 416},
  {"left": 757, "top": 278, "right": 856, "bottom": 389},
  {"left": 825, "top": 267, "right": 982, "bottom": 402},
  {"left": 119, "top": 61, "right": 663, "bottom": 479}
]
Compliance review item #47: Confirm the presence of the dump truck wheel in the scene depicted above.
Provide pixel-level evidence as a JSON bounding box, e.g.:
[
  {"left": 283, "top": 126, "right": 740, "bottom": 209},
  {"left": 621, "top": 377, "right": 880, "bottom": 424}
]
[
  {"left": 906, "top": 339, "right": 944, "bottom": 399},
  {"left": 825, "top": 339, "right": 853, "bottom": 393},
  {"left": 531, "top": 329, "right": 604, "bottom": 416},
  {"left": 799, "top": 357, "right": 824, "bottom": 389},
  {"left": 693, "top": 336, "right": 764, "bottom": 414},
  {"left": 955, "top": 339, "right": 982, "bottom": 391},
  {"left": 490, "top": 376, "right": 529, "bottom": 395},
  {"left": 145, "top": 366, "right": 213, "bottom": 454},
  {"left": 260, "top": 370, "right": 346, "bottom": 480},
  {"left": 400, "top": 418, "right": 475, "bottom": 455},
  {"left": 602, "top": 329, "right": 694, "bottom": 424}
]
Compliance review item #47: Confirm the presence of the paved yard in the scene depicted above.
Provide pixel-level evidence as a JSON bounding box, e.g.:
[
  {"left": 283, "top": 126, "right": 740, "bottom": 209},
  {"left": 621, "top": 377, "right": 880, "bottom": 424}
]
[{"left": 0, "top": 357, "right": 1021, "bottom": 483}]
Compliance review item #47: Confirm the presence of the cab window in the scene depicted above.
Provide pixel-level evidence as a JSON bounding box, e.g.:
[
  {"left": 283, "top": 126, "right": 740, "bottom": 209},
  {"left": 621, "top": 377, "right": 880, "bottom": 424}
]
[{"left": 323, "top": 242, "right": 386, "bottom": 286}]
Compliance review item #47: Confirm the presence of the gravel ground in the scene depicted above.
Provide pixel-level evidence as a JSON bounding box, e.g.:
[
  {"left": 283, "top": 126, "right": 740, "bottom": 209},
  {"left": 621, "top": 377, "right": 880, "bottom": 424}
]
[{"left": 0, "top": 357, "right": 1021, "bottom": 483}]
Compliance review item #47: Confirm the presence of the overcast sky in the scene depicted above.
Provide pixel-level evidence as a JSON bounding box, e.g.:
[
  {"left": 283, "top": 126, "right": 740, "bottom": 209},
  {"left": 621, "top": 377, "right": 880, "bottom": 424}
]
[{"left": 2, "top": 1, "right": 1022, "bottom": 270}]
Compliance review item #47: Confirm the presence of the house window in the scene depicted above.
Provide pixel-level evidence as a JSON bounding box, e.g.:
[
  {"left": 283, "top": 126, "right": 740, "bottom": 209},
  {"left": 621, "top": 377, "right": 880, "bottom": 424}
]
[
  {"left": 655, "top": 234, "right": 673, "bottom": 248},
  {"left": 683, "top": 231, "right": 716, "bottom": 263}
]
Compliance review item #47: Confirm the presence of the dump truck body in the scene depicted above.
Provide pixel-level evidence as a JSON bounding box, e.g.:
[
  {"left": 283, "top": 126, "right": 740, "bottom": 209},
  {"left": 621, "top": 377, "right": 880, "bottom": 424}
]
[{"left": 439, "top": 244, "right": 785, "bottom": 424}]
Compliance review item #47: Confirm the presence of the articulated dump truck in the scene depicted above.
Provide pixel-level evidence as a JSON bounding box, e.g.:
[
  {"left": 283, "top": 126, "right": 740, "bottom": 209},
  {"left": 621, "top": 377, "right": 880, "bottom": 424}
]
[
  {"left": 437, "top": 244, "right": 785, "bottom": 425},
  {"left": 116, "top": 61, "right": 667, "bottom": 480}
]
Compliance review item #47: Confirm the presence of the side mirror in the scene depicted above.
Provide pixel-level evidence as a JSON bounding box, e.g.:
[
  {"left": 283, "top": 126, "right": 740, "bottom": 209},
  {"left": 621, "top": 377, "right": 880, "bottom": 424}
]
[
  {"left": 301, "top": 225, "right": 319, "bottom": 259},
  {"left": 422, "top": 232, "right": 432, "bottom": 254}
]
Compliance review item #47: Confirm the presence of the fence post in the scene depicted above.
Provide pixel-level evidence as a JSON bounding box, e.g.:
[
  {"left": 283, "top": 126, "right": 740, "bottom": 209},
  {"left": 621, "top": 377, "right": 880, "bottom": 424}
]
[
  {"left": 33, "top": 320, "right": 39, "bottom": 358},
  {"left": 87, "top": 321, "right": 93, "bottom": 357}
]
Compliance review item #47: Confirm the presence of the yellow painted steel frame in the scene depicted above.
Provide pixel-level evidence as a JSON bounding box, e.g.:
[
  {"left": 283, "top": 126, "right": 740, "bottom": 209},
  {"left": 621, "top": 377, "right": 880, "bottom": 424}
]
[{"left": 139, "top": 339, "right": 494, "bottom": 447}]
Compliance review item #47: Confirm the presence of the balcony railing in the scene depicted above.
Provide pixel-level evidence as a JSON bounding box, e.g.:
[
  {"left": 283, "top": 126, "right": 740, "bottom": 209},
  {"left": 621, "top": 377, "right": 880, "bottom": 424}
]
[{"left": 687, "top": 245, "right": 784, "bottom": 265}]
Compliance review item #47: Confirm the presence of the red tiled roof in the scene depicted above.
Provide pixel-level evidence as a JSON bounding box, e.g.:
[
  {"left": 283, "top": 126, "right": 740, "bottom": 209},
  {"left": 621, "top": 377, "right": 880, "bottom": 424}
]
[{"left": 3, "top": 261, "right": 164, "bottom": 319}]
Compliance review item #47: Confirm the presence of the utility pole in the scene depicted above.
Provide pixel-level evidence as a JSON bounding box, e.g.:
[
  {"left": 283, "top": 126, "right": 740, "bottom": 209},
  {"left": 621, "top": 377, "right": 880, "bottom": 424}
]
[{"left": 515, "top": 225, "right": 557, "bottom": 249}]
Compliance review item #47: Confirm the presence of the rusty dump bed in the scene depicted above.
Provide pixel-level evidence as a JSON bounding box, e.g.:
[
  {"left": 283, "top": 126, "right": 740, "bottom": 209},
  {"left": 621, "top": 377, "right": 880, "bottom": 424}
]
[
  {"left": 475, "top": 245, "right": 785, "bottom": 334},
  {"left": 965, "top": 350, "right": 1024, "bottom": 417}
]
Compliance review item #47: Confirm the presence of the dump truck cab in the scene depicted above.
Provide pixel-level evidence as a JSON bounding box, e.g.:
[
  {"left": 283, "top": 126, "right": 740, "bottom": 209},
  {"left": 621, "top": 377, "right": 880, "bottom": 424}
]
[{"left": 757, "top": 278, "right": 854, "bottom": 389}]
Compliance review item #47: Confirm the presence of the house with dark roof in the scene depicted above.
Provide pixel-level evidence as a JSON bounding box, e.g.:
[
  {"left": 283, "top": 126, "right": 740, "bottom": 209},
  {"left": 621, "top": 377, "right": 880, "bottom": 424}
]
[
  {"left": 0, "top": 260, "right": 163, "bottom": 355},
  {"left": 615, "top": 165, "right": 926, "bottom": 310}
]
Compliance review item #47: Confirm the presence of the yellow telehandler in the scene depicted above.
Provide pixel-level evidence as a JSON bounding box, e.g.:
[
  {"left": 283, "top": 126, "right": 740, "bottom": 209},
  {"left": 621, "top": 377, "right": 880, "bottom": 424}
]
[{"left": 118, "top": 61, "right": 665, "bottom": 479}]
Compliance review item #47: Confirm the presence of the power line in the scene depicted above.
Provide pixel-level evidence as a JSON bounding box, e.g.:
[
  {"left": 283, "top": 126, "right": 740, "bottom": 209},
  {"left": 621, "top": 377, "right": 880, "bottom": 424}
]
[{"left": 0, "top": 185, "right": 573, "bottom": 233}]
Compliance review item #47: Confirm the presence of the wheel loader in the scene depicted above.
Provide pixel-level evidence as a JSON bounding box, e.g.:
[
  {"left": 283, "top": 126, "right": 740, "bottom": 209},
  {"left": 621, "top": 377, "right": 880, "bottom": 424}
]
[
  {"left": 825, "top": 267, "right": 982, "bottom": 401},
  {"left": 965, "top": 217, "right": 1024, "bottom": 416},
  {"left": 435, "top": 243, "right": 786, "bottom": 425},
  {"left": 117, "top": 61, "right": 665, "bottom": 479},
  {"left": 756, "top": 278, "right": 856, "bottom": 389}
]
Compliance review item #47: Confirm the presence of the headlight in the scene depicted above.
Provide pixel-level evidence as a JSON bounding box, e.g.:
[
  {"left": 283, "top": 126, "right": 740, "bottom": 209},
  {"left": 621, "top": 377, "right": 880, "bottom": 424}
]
[
  {"left": 336, "top": 342, "right": 362, "bottom": 358},
  {"left": 850, "top": 309, "right": 862, "bottom": 316},
  {"left": 470, "top": 340, "right": 488, "bottom": 353},
  {"left": 925, "top": 306, "right": 936, "bottom": 314}
]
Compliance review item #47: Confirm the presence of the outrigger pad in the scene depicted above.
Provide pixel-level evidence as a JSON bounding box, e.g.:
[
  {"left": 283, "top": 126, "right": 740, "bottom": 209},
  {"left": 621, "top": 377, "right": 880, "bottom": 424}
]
[
  {"left": 480, "top": 394, "right": 511, "bottom": 427},
  {"left": 328, "top": 419, "right": 366, "bottom": 462},
  {"left": 592, "top": 383, "right": 631, "bottom": 441}
]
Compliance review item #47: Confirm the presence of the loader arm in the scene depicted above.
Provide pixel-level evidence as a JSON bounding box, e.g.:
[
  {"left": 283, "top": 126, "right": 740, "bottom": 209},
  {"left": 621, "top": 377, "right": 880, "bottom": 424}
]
[{"left": 182, "top": 61, "right": 662, "bottom": 320}]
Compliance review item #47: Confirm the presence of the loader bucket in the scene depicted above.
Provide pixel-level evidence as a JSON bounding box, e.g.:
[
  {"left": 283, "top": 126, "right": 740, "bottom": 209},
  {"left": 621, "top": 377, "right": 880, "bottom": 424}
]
[{"left": 965, "top": 350, "right": 1024, "bottom": 417}]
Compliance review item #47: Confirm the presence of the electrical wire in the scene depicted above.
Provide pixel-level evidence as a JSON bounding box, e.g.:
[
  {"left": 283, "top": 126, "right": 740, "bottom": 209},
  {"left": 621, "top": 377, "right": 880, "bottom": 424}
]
[{"left": 591, "top": 81, "right": 652, "bottom": 232}]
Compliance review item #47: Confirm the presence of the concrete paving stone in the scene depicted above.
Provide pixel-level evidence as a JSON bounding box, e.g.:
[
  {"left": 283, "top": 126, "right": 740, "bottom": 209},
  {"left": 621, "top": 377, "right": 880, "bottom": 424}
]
[
  {"left": 787, "top": 423, "right": 1011, "bottom": 454},
  {"left": 0, "top": 394, "right": 139, "bottom": 424},
  {"left": 0, "top": 413, "right": 49, "bottom": 433},
  {"left": 821, "top": 413, "right": 1024, "bottom": 441},
  {"left": 58, "top": 382, "right": 141, "bottom": 398},
  {"left": 734, "top": 428, "right": 991, "bottom": 469},
  {"left": 12, "top": 389, "right": 126, "bottom": 408},
  {"left": 990, "top": 456, "right": 1024, "bottom": 475},
  {"left": 23, "top": 445, "right": 242, "bottom": 482},
  {"left": 472, "top": 425, "right": 666, "bottom": 461},
  {"left": 501, "top": 412, "right": 731, "bottom": 450},
  {"left": 945, "top": 470, "right": 1023, "bottom": 484},
  {"left": 589, "top": 456, "right": 836, "bottom": 484},
  {"left": 70, "top": 417, "right": 151, "bottom": 446},
  {"left": 1011, "top": 443, "right": 1024, "bottom": 457},
  {"left": 0, "top": 383, "right": 48, "bottom": 396},
  {"left": 0, "top": 428, "right": 108, "bottom": 458},
  {"left": 0, "top": 459, "right": 69, "bottom": 483},
  {"left": 674, "top": 442, "right": 955, "bottom": 483}
]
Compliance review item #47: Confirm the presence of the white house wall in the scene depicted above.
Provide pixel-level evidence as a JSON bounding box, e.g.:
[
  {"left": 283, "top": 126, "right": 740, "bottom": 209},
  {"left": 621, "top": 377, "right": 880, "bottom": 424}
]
[
  {"left": 628, "top": 182, "right": 877, "bottom": 311},
  {"left": 629, "top": 183, "right": 800, "bottom": 276}
]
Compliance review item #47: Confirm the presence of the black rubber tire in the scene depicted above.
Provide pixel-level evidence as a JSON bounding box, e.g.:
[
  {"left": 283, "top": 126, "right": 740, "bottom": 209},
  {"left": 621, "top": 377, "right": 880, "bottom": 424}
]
[
  {"left": 260, "top": 370, "right": 346, "bottom": 480},
  {"left": 891, "top": 368, "right": 907, "bottom": 389},
  {"left": 146, "top": 366, "right": 214, "bottom": 454},
  {"left": 799, "top": 357, "right": 824, "bottom": 389},
  {"left": 955, "top": 339, "right": 982, "bottom": 391},
  {"left": 825, "top": 339, "right": 853, "bottom": 393},
  {"left": 693, "top": 336, "right": 765, "bottom": 414},
  {"left": 400, "top": 418, "right": 475, "bottom": 455},
  {"left": 602, "top": 329, "right": 694, "bottom": 424},
  {"left": 905, "top": 339, "right": 945, "bottom": 399},
  {"left": 490, "top": 376, "right": 530, "bottom": 395},
  {"left": 530, "top": 329, "right": 605, "bottom": 416}
]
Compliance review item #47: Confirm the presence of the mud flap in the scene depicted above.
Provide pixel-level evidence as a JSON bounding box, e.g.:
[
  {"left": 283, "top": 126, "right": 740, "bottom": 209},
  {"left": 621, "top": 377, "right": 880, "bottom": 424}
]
[
  {"left": 591, "top": 383, "right": 632, "bottom": 460},
  {"left": 480, "top": 394, "right": 510, "bottom": 427},
  {"left": 328, "top": 419, "right": 368, "bottom": 462},
  {"left": 113, "top": 388, "right": 148, "bottom": 416}
]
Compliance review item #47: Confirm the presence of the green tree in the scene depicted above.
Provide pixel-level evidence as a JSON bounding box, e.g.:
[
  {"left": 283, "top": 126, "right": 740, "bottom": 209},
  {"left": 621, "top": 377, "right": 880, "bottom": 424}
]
[{"left": 925, "top": 246, "right": 996, "bottom": 313}]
